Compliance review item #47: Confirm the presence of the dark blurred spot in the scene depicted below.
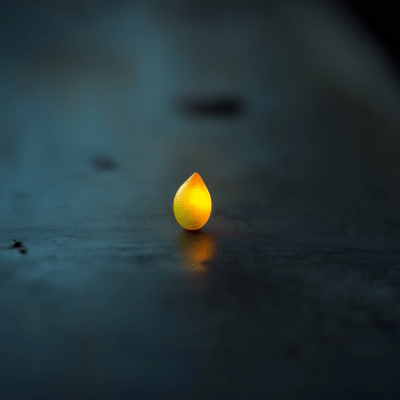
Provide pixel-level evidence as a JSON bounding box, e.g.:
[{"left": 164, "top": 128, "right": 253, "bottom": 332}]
[
  {"left": 181, "top": 97, "right": 245, "bottom": 118},
  {"left": 374, "top": 320, "right": 398, "bottom": 333},
  {"left": 10, "top": 239, "right": 28, "bottom": 254},
  {"left": 91, "top": 156, "right": 118, "bottom": 171},
  {"left": 9, "top": 240, "right": 27, "bottom": 255}
]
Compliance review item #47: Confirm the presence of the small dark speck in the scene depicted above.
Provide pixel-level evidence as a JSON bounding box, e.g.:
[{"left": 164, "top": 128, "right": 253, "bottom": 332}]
[
  {"left": 91, "top": 156, "right": 118, "bottom": 171},
  {"left": 374, "top": 320, "right": 398, "bottom": 333},
  {"left": 9, "top": 240, "right": 27, "bottom": 255}
]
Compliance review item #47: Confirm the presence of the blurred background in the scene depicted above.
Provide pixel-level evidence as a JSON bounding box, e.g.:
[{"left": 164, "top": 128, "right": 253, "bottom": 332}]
[
  {"left": 1, "top": 1, "right": 400, "bottom": 399},
  {"left": 1, "top": 0, "right": 400, "bottom": 208}
]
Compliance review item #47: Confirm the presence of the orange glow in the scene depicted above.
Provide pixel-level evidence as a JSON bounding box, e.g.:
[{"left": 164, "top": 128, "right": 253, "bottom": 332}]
[
  {"left": 179, "top": 229, "right": 217, "bottom": 265},
  {"left": 173, "top": 172, "right": 212, "bottom": 230},
  {"left": 178, "top": 230, "right": 218, "bottom": 293}
]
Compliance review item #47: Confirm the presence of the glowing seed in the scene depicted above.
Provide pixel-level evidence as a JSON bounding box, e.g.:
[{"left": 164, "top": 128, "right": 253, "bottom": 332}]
[{"left": 173, "top": 172, "right": 212, "bottom": 230}]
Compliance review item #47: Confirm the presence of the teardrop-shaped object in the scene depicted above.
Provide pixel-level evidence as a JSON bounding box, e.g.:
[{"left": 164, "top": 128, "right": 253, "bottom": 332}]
[{"left": 173, "top": 173, "right": 212, "bottom": 230}]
